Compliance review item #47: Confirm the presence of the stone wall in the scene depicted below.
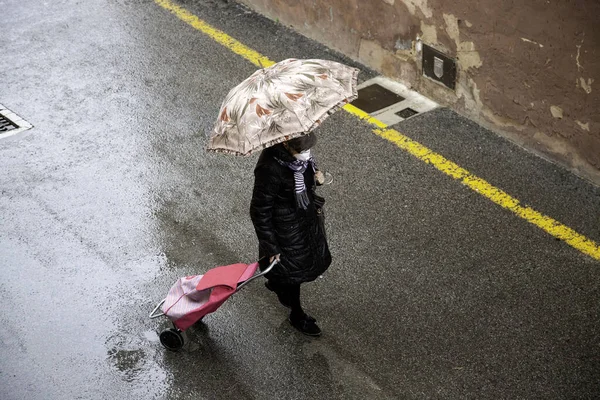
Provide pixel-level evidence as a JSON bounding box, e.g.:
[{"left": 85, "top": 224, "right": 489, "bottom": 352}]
[{"left": 238, "top": 0, "right": 600, "bottom": 184}]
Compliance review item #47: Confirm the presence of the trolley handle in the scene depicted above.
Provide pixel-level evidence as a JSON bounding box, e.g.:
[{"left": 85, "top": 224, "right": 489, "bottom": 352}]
[
  {"left": 149, "top": 299, "right": 166, "bottom": 319},
  {"left": 236, "top": 258, "right": 279, "bottom": 291}
]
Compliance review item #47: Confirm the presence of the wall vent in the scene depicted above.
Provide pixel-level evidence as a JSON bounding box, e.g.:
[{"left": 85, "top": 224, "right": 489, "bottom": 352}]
[{"left": 422, "top": 44, "right": 456, "bottom": 90}]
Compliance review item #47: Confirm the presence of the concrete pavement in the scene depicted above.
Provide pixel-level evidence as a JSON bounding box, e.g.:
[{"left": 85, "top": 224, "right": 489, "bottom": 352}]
[{"left": 1, "top": 0, "right": 599, "bottom": 398}]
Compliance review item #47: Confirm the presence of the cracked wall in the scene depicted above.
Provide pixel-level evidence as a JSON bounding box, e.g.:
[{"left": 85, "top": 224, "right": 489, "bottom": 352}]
[{"left": 239, "top": 0, "right": 600, "bottom": 184}]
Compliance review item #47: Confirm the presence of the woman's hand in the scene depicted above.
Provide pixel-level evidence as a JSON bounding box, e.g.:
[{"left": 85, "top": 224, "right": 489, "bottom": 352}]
[
  {"left": 315, "top": 170, "right": 325, "bottom": 185},
  {"left": 269, "top": 254, "right": 281, "bottom": 263},
  {"left": 315, "top": 170, "right": 332, "bottom": 185}
]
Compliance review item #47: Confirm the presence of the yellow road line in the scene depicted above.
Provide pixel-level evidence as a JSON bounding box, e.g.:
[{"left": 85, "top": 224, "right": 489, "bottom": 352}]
[
  {"left": 154, "top": 0, "right": 275, "bottom": 68},
  {"left": 372, "top": 127, "right": 600, "bottom": 260},
  {"left": 155, "top": 0, "right": 600, "bottom": 261}
]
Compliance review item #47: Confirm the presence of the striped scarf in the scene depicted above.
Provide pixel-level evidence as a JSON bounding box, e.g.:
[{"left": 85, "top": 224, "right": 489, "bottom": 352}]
[{"left": 275, "top": 156, "right": 316, "bottom": 210}]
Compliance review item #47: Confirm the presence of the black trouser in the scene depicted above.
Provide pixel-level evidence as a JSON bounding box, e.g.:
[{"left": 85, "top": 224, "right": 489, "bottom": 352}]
[{"left": 271, "top": 282, "right": 303, "bottom": 316}]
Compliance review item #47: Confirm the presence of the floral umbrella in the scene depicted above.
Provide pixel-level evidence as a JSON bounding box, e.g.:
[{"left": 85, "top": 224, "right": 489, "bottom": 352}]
[{"left": 207, "top": 58, "right": 359, "bottom": 156}]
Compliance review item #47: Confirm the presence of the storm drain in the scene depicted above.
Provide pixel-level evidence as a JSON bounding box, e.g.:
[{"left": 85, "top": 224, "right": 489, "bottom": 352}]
[
  {"left": 0, "top": 104, "right": 32, "bottom": 139},
  {"left": 351, "top": 77, "right": 438, "bottom": 126},
  {"left": 396, "top": 108, "right": 419, "bottom": 119},
  {"left": 0, "top": 114, "right": 18, "bottom": 132},
  {"left": 351, "top": 84, "right": 405, "bottom": 113}
]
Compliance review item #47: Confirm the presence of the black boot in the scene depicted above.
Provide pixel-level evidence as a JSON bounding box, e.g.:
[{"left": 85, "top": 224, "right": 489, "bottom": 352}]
[{"left": 289, "top": 312, "right": 321, "bottom": 337}]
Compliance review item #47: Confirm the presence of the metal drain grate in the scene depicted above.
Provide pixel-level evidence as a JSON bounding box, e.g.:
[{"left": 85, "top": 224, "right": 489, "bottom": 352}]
[
  {"left": 350, "top": 84, "right": 405, "bottom": 113},
  {"left": 352, "top": 77, "right": 438, "bottom": 125},
  {"left": 0, "top": 114, "right": 18, "bottom": 132},
  {"left": 396, "top": 108, "right": 419, "bottom": 119},
  {"left": 0, "top": 105, "right": 33, "bottom": 139}
]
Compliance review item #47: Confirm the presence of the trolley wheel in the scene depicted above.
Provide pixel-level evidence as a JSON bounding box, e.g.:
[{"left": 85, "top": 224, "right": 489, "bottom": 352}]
[{"left": 159, "top": 328, "right": 184, "bottom": 351}]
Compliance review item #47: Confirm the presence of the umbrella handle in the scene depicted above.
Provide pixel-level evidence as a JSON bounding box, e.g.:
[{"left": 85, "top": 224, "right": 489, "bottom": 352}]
[{"left": 236, "top": 259, "right": 279, "bottom": 291}]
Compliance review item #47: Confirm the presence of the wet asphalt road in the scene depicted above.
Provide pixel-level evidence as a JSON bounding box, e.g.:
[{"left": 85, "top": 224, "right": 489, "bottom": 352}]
[{"left": 1, "top": 0, "right": 599, "bottom": 399}]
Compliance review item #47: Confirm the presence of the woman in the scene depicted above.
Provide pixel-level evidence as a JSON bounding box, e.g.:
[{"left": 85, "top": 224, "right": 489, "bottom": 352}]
[{"left": 250, "top": 133, "right": 331, "bottom": 336}]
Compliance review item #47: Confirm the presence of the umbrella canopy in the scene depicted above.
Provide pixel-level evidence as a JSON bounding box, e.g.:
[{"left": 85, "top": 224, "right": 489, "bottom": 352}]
[{"left": 207, "top": 58, "right": 359, "bottom": 156}]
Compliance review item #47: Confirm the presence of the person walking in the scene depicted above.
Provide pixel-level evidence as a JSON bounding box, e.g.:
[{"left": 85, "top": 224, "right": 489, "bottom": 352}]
[
  {"left": 250, "top": 132, "right": 331, "bottom": 336},
  {"left": 207, "top": 58, "right": 358, "bottom": 335}
]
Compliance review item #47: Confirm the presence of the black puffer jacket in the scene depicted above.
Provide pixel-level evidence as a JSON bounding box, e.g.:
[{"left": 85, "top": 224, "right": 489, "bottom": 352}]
[{"left": 250, "top": 144, "right": 331, "bottom": 285}]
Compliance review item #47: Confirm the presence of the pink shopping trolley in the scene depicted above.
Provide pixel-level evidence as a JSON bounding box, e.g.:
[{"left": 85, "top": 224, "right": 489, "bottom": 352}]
[{"left": 150, "top": 259, "right": 278, "bottom": 350}]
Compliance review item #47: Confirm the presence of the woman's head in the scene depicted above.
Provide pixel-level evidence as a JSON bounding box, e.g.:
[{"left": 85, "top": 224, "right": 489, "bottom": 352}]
[{"left": 285, "top": 133, "right": 317, "bottom": 154}]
